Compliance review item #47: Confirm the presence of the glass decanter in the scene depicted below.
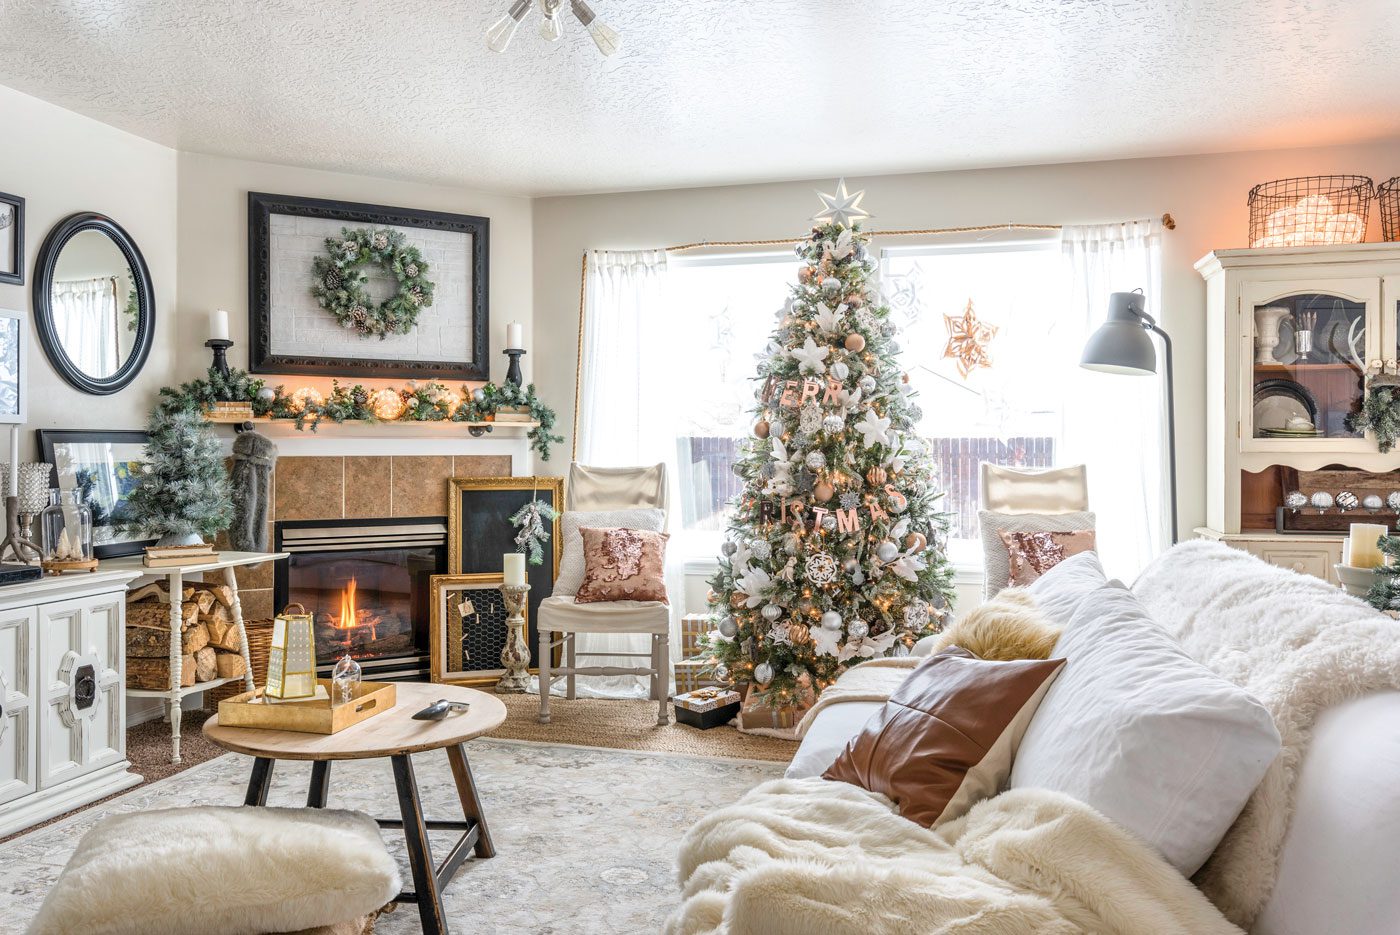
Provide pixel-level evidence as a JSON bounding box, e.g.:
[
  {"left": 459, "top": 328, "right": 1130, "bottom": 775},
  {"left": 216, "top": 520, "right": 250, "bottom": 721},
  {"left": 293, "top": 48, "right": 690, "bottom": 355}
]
[{"left": 331, "top": 653, "right": 362, "bottom": 706}]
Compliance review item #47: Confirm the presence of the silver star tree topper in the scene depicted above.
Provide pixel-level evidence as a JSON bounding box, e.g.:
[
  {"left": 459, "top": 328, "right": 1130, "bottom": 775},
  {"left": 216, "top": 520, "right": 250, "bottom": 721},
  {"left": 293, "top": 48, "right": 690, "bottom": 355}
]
[{"left": 812, "top": 178, "right": 872, "bottom": 228}]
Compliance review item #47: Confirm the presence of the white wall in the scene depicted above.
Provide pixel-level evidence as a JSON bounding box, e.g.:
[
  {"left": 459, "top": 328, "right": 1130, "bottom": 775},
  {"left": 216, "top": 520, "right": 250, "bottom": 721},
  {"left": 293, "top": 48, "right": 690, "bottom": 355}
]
[
  {"left": 0, "top": 85, "right": 178, "bottom": 461},
  {"left": 530, "top": 137, "right": 1400, "bottom": 540},
  {"left": 175, "top": 151, "right": 534, "bottom": 397}
]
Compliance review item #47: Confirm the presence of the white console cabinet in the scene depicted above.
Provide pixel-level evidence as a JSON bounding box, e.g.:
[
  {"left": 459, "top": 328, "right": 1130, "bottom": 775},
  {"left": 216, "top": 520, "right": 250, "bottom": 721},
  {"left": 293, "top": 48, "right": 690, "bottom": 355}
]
[{"left": 0, "top": 569, "right": 142, "bottom": 838}]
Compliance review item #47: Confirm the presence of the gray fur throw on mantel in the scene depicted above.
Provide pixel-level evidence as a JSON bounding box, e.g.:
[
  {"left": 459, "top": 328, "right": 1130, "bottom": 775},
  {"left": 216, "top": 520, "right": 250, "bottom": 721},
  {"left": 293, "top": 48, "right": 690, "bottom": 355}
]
[{"left": 229, "top": 430, "right": 276, "bottom": 552}]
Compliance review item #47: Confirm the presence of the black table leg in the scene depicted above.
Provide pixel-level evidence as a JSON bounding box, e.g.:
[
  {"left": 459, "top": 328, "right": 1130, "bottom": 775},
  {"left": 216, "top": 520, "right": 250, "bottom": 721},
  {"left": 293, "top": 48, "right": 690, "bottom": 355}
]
[
  {"left": 446, "top": 744, "right": 495, "bottom": 858},
  {"left": 307, "top": 760, "right": 331, "bottom": 808},
  {"left": 392, "top": 754, "right": 447, "bottom": 935},
  {"left": 244, "top": 757, "right": 275, "bottom": 806}
]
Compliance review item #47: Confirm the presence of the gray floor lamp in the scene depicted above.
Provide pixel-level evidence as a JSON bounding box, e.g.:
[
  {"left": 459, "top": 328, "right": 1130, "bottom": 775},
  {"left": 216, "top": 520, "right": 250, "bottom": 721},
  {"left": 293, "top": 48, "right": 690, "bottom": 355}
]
[{"left": 1079, "top": 289, "right": 1178, "bottom": 544}]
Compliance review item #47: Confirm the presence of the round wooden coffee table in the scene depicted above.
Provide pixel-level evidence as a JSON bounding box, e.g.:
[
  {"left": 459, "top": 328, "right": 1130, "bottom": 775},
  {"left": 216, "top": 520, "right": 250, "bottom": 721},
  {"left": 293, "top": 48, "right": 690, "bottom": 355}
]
[{"left": 204, "top": 683, "right": 507, "bottom": 935}]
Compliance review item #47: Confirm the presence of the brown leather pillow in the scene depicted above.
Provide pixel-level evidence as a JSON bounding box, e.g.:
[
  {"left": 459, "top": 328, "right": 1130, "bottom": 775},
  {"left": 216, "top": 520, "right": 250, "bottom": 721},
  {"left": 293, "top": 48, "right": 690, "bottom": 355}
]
[
  {"left": 574, "top": 526, "right": 670, "bottom": 603},
  {"left": 823, "top": 646, "right": 1064, "bottom": 828}
]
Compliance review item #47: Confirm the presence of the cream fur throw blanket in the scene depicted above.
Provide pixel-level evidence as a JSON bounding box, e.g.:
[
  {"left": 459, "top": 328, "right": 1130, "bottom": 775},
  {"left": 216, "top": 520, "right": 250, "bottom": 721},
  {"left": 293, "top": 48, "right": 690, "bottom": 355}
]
[
  {"left": 1133, "top": 540, "right": 1400, "bottom": 929},
  {"left": 666, "top": 778, "right": 1240, "bottom": 935}
]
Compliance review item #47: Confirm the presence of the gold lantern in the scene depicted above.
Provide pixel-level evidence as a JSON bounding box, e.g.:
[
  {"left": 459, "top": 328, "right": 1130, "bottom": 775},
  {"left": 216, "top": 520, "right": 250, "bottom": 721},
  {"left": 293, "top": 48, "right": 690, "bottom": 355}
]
[{"left": 265, "top": 603, "right": 317, "bottom": 700}]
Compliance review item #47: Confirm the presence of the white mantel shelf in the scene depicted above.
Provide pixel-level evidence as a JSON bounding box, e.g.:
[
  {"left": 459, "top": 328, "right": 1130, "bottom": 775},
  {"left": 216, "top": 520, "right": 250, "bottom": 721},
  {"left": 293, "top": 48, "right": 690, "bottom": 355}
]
[{"left": 211, "top": 419, "right": 538, "bottom": 468}]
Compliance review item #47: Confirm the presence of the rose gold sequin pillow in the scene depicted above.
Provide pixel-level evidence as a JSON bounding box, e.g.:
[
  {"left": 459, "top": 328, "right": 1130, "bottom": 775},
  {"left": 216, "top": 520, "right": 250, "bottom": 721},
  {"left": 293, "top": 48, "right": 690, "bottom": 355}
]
[
  {"left": 1000, "top": 529, "right": 1097, "bottom": 587},
  {"left": 575, "top": 527, "right": 671, "bottom": 604}
]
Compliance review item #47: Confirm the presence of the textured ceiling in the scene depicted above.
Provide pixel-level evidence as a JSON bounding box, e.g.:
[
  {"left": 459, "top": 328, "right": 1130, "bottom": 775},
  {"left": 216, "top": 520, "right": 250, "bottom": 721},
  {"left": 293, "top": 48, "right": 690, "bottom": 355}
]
[{"left": 0, "top": 0, "right": 1397, "bottom": 196}]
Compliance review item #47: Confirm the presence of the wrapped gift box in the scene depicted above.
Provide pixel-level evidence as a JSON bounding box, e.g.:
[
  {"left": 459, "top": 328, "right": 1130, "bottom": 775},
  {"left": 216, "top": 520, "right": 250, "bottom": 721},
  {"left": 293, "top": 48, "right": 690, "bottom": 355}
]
[
  {"left": 737, "top": 683, "right": 815, "bottom": 734},
  {"left": 680, "top": 613, "right": 717, "bottom": 658},
  {"left": 674, "top": 658, "right": 727, "bottom": 695},
  {"left": 673, "top": 688, "right": 742, "bottom": 730}
]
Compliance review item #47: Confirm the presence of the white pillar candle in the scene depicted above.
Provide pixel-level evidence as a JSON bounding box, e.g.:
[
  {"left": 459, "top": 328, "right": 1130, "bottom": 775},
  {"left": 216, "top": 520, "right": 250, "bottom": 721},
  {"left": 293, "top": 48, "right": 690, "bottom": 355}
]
[
  {"left": 506, "top": 321, "right": 524, "bottom": 350},
  {"left": 1348, "top": 523, "right": 1388, "bottom": 569},
  {"left": 503, "top": 552, "right": 527, "bottom": 586},
  {"left": 7, "top": 425, "right": 17, "bottom": 498},
  {"left": 209, "top": 308, "right": 230, "bottom": 341}
]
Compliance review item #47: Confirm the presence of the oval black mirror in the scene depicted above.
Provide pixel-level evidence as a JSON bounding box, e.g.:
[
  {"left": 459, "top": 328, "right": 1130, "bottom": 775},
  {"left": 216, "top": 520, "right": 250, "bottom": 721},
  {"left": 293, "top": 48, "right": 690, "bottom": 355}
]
[{"left": 33, "top": 212, "right": 155, "bottom": 395}]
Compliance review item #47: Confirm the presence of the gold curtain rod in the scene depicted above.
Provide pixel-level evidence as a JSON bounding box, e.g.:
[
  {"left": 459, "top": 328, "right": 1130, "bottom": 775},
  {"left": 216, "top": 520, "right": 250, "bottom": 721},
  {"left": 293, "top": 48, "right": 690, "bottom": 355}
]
[
  {"left": 569, "top": 212, "right": 1177, "bottom": 459},
  {"left": 662, "top": 214, "right": 1175, "bottom": 253}
]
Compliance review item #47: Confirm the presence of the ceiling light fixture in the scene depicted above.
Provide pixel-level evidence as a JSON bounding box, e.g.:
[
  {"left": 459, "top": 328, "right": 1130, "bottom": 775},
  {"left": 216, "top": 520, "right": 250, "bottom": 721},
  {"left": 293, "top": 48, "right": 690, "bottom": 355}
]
[{"left": 486, "top": 0, "right": 620, "bottom": 57}]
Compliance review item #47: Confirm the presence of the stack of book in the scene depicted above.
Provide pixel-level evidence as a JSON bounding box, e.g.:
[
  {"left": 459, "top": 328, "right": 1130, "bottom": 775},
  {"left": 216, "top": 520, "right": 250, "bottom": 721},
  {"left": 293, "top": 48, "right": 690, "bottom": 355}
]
[
  {"left": 143, "top": 542, "right": 218, "bottom": 568},
  {"left": 493, "top": 406, "right": 534, "bottom": 423}
]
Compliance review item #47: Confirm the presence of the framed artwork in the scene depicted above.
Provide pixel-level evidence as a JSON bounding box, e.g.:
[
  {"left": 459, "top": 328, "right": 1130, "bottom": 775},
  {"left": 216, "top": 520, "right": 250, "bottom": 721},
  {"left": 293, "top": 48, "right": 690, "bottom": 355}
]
[
  {"left": 0, "top": 192, "right": 22, "bottom": 286},
  {"left": 37, "top": 429, "right": 153, "bottom": 558},
  {"left": 429, "top": 573, "right": 511, "bottom": 686},
  {"left": 247, "top": 192, "right": 489, "bottom": 379},
  {"left": 448, "top": 476, "right": 564, "bottom": 667},
  {"left": 0, "top": 309, "right": 25, "bottom": 423}
]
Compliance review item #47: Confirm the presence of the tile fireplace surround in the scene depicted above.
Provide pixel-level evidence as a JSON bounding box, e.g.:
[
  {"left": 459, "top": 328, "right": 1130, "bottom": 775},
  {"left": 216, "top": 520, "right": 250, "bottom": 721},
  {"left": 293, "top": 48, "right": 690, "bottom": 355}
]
[{"left": 207, "top": 449, "right": 514, "bottom": 621}]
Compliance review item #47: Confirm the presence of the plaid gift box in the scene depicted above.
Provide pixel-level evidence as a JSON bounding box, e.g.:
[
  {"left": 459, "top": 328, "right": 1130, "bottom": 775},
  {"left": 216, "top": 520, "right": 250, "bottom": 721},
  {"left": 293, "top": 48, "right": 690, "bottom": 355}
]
[
  {"left": 680, "top": 613, "right": 717, "bottom": 658},
  {"left": 673, "top": 658, "right": 727, "bottom": 695}
]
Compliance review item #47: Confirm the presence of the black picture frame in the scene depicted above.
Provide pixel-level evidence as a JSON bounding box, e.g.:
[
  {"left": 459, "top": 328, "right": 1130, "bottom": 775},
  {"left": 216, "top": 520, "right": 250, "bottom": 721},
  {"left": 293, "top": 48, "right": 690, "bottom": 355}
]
[
  {"left": 448, "top": 477, "right": 563, "bottom": 667},
  {"left": 32, "top": 212, "right": 157, "bottom": 396},
  {"left": 0, "top": 191, "right": 24, "bottom": 286},
  {"left": 247, "top": 192, "right": 490, "bottom": 380},
  {"left": 37, "top": 429, "right": 155, "bottom": 558}
]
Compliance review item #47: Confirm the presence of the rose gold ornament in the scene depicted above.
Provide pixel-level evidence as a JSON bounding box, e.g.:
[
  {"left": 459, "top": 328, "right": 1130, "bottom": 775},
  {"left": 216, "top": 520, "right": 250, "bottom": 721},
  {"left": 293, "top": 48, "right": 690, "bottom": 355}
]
[
  {"left": 866, "top": 466, "right": 887, "bottom": 485},
  {"left": 799, "top": 267, "right": 814, "bottom": 283},
  {"left": 904, "top": 532, "right": 927, "bottom": 552},
  {"left": 844, "top": 333, "right": 866, "bottom": 352},
  {"left": 730, "top": 592, "right": 747, "bottom": 609},
  {"left": 814, "top": 481, "right": 835, "bottom": 502},
  {"left": 754, "top": 420, "right": 771, "bottom": 439},
  {"left": 788, "top": 624, "right": 810, "bottom": 644},
  {"left": 846, "top": 294, "right": 864, "bottom": 307}
]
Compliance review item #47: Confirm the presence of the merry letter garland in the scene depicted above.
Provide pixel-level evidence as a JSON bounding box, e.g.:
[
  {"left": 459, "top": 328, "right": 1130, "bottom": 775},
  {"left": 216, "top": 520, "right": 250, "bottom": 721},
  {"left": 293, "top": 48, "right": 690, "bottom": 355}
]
[
  {"left": 311, "top": 226, "right": 434, "bottom": 338},
  {"left": 158, "top": 367, "right": 563, "bottom": 460}
]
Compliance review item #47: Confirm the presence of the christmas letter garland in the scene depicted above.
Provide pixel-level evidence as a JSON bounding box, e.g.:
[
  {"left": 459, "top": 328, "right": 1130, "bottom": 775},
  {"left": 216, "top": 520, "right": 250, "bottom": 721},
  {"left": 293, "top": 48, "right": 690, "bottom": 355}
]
[{"left": 311, "top": 227, "right": 435, "bottom": 338}]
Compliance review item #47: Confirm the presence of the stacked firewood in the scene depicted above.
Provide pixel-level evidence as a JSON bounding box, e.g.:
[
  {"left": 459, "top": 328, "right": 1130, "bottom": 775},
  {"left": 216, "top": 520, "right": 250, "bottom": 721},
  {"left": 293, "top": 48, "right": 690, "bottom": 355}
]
[{"left": 125, "top": 581, "right": 248, "bottom": 691}]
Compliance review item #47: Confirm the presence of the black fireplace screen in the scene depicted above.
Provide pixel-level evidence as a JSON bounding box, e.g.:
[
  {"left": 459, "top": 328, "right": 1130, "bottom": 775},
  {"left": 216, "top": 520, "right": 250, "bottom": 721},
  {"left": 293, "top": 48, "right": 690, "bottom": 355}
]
[{"left": 282, "top": 545, "right": 438, "bottom": 666}]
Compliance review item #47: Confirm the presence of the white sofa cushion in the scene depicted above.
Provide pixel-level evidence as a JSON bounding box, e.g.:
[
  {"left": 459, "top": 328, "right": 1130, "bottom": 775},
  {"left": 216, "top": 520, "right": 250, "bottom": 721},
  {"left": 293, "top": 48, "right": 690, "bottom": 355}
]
[
  {"left": 1024, "top": 549, "right": 1108, "bottom": 624},
  {"left": 27, "top": 806, "right": 400, "bottom": 935},
  {"left": 554, "top": 507, "right": 665, "bottom": 596},
  {"left": 786, "top": 700, "right": 883, "bottom": 779},
  {"left": 1009, "top": 584, "right": 1281, "bottom": 877}
]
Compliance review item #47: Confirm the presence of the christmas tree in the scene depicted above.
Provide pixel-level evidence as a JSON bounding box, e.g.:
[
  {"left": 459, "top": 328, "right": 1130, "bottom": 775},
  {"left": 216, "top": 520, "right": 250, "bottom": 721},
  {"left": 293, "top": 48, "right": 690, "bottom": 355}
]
[
  {"left": 706, "top": 182, "right": 956, "bottom": 705},
  {"left": 125, "top": 404, "right": 234, "bottom": 544},
  {"left": 1366, "top": 533, "right": 1400, "bottom": 612}
]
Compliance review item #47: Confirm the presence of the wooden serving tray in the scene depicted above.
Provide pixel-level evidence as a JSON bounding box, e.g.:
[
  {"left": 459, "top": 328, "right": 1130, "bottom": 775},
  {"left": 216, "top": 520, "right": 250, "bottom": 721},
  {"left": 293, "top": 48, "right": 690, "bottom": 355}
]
[{"left": 218, "top": 678, "right": 396, "bottom": 734}]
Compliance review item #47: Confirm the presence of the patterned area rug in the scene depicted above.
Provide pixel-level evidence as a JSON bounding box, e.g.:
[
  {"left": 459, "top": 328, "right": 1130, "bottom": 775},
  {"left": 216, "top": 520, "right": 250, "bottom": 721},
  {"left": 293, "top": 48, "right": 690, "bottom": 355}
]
[{"left": 1, "top": 739, "right": 785, "bottom": 934}]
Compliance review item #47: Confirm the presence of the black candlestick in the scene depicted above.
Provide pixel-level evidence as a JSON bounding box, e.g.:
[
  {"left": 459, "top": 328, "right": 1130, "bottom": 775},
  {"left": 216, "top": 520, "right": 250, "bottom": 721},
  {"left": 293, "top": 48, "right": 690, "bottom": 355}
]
[
  {"left": 205, "top": 339, "right": 234, "bottom": 394},
  {"left": 503, "top": 348, "right": 526, "bottom": 387}
]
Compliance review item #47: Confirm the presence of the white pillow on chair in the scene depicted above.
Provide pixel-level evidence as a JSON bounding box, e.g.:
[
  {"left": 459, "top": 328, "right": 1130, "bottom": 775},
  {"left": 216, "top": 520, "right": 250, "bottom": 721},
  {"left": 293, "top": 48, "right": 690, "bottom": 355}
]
[{"left": 554, "top": 507, "right": 665, "bottom": 597}]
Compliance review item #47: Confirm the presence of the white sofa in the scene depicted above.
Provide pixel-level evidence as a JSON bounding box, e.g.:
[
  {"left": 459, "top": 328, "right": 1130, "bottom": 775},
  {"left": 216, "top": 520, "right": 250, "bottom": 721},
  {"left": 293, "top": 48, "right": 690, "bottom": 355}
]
[{"left": 788, "top": 543, "right": 1400, "bottom": 935}]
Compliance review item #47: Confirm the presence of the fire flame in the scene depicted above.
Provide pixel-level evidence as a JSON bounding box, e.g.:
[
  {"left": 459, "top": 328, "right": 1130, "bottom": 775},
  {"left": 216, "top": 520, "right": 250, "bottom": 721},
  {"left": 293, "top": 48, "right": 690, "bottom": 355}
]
[{"left": 336, "top": 577, "right": 359, "bottom": 630}]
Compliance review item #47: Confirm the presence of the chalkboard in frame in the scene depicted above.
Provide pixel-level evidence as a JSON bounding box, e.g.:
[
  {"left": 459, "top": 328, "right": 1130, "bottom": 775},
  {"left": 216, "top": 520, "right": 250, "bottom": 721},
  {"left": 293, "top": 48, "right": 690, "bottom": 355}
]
[{"left": 447, "top": 476, "right": 564, "bottom": 668}]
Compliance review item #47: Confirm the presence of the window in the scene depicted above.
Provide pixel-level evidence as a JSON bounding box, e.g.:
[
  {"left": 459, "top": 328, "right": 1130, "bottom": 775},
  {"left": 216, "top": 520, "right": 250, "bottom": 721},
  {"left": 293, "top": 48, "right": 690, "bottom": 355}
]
[
  {"left": 662, "top": 253, "right": 799, "bottom": 537},
  {"left": 881, "top": 238, "right": 1070, "bottom": 558}
]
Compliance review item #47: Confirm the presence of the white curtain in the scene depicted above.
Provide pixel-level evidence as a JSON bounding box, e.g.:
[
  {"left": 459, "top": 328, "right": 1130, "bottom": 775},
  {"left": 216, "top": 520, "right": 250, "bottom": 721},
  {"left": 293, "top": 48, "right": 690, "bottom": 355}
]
[
  {"left": 53, "top": 278, "right": 118, "bottom": 376},
  {"left": 566, "top": 249, "right": 687, "bottom": 698},
  {"left": 1057, "top": 220, "right": 1169, "bottom": 579}
]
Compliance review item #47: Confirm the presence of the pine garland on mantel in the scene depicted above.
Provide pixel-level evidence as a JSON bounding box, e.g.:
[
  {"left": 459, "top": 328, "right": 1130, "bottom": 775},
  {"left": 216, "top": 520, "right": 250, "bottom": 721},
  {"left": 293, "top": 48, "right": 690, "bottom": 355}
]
[{"left": 157, "top": 366, "right": 564, "bottom": 460}]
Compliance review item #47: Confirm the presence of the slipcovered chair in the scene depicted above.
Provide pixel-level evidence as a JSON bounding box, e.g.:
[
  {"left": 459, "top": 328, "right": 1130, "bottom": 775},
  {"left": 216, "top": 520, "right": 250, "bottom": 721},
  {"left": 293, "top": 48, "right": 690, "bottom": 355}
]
[
  {"left": 538, "top": 463, "right": 671, "bottom": 726},
  {"left": 977, "top": 463, "right": 1094, "bottom": 598}
]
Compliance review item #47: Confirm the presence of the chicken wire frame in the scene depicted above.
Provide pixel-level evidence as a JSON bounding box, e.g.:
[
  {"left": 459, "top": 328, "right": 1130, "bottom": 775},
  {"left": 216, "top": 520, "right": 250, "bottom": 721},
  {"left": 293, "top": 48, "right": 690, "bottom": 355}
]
[
  {"left": 429, "top": 572, "right": 513, "bottom": 686},
  {"left": 1247, "top": 175, "right": 1374, "bottom": 248},
  {"left": 1379, "top": 177, "right": 1400, "bottom": 243}
]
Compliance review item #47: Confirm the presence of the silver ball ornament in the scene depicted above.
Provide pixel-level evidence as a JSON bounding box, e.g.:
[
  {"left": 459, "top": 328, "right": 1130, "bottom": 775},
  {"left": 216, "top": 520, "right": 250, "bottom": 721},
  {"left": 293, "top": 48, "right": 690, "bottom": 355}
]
[
  {"left": 876, "top": 540, "right": 899, "bottom": 562},
  {"left": 714, "top": 663, "right": 730, "bottom": 681},
  {"left": 858, "top": 375, "right": 877, "bottom": 392},
  {"left": 888, "top": 492, "right": 908, "bottom": 514},
  {"left": 822, "top": 414, "right": 845, "bottom": 433},
  {"left": 821, "top": 514, "right": 837, "bottom": 531},
  {"left": 1364, "top": 494, "right": 1384, "bottom": 511},
  {"left": 820, "top": 611, "right": 842, "bottom": 631},
  {"left": 1389, "top": 492, "right": 1400, "bottom": 512},
  {"left": 718, "top": 616, "right": 738, "bottom": 638},
  {"left": 753, "top": 661, "right": 774, "bottom": 685},
  {"left": 256, "top": 387, "right": 276, "bottom": 403},
  {"left": 770, "top": 418, "right": 786, "bottom": 438},
  {"left": 761, "top": 604, "right": 783, "bottom": 621},
  {"left": 831, "top": 362, "right": 850, "bottom": 381},
  {"left": 1310, "top": 491, "right": 1334, "bottom": 509},
  {"left": 1337, "top": 491, "right": 1359, "bottom": 511},
  {"left": 820, "top": 277, "right": 841, "bottom": 292},
  {"left": 847, "top": 620, "right": 869, "bottom": 640},
  {"left": 1284, "top": 490, "right": 1307, "bottom": 510},
  {"left": 805, "top": 450, "right": 827, "bottom": 470},
  {"left": 471, "top": 388, "right": 486, "bottom": 403},
  {"left": 721, "top": 541, "right": 737, "bottom": 557}
]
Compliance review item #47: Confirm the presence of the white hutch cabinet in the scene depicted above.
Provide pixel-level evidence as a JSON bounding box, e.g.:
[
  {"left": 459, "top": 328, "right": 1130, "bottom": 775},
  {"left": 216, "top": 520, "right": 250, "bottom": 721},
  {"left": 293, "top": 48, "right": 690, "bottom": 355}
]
[
  {"left": 0, "top": 569, "right": 141, "bottom": 837},
  {"left": 1197, "top": 243, "right": 1400, "bottom": 581}
]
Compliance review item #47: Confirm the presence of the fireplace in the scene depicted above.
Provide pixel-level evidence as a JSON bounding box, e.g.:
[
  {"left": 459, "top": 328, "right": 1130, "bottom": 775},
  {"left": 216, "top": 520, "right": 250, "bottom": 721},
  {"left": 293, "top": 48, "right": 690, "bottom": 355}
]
[{"left": 274, "top": 518, "right": 447, "bottom": 681}]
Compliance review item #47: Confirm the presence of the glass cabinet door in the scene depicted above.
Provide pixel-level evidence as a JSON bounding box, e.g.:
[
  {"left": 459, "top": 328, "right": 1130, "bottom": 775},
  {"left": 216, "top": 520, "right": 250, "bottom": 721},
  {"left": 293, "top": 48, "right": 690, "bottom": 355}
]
[
  {"left": 1383, "top": 275, "right": 1400, "bottom": 370},
  {"left": 1243, "top": 278, "right": 1380, "bottom": 446}
]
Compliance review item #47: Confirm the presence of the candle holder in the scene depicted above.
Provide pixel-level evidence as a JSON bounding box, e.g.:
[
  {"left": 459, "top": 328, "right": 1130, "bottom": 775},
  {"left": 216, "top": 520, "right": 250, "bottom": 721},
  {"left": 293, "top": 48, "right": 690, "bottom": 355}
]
[
  {"left": 502, "top": 348, "right": 526, "bottom": 387},
  {"left": 1, "top": 495, "right": 41, "bottom": 564},
  {"left": 205, "top": 338, "right": 234, "bottom": 391},
  {"left": 496, "top": 583, "right": 532, "bottom": 694}
]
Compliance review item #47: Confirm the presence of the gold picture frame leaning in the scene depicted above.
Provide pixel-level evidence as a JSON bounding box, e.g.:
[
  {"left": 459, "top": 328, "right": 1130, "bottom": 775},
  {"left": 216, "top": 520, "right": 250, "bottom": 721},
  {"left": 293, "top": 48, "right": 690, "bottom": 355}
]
[{"left": 429, "top": 573, "right": 509, "bottom": 686}]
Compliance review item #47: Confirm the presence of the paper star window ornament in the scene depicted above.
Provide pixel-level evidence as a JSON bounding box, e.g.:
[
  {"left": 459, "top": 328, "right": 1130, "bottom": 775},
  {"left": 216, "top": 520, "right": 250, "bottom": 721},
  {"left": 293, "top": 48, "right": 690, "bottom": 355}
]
[
  {"left": 813, "top": 178, "right": 872, "bottom": 228},
  {"left": 943, "top": 299, "right": 998, "bottom": 378}
]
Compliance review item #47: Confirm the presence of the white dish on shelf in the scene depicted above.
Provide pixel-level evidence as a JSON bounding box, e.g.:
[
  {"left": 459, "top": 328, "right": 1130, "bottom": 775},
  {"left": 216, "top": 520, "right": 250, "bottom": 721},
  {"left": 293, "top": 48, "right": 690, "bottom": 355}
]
[{"left": 1254, "top": 395, "right": 1313, "bottom": 432}]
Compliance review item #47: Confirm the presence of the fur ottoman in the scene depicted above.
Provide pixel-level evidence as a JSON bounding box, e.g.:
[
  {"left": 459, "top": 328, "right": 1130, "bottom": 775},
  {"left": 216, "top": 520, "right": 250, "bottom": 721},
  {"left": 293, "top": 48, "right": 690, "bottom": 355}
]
[{"left": 26, "top": 806, "right": 401, "bottom": 935}]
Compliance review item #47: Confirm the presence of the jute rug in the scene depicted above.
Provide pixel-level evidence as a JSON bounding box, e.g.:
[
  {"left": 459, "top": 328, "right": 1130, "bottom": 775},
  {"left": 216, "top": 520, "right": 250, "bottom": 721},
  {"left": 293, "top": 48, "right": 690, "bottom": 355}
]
[{"left": 1, "top": 739, "right": 786, "bottom": 934}]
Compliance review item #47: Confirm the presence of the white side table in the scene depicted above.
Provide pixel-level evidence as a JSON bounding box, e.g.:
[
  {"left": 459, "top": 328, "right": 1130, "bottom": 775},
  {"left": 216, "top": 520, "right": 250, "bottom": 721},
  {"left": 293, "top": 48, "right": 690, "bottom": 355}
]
[{"left": 104, "top": 551, "right": 288, "bottom": 764}]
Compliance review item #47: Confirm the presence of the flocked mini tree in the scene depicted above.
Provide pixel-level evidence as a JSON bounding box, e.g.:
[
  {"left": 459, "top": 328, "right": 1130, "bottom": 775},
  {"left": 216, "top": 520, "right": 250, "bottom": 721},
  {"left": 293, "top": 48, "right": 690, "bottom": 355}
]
[
  {"left": 705, "top": 181, "right": 956, "bottom": 706},
  {"left": 124, "top": 404, "right": 234, "bottom": 545}
]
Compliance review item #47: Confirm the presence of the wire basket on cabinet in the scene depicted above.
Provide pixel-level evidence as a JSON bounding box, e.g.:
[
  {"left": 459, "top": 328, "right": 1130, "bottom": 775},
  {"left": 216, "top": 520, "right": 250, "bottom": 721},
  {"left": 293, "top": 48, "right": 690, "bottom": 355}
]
[
  {"left": 1379, "top": 177, "right": 1400, "bottom": 242},
  {"left": 1248, "top": 175, "right": 1374, "bottom": 248}
]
